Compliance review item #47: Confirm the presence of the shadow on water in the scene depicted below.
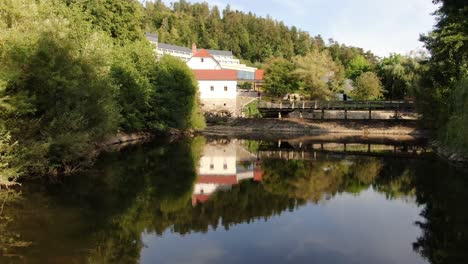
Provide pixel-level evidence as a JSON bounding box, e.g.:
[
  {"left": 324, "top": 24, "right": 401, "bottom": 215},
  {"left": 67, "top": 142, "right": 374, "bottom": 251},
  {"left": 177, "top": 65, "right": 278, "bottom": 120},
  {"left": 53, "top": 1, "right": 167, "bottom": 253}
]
[{"left": 0, "top": 136, "right": 466, "bottom": 263}]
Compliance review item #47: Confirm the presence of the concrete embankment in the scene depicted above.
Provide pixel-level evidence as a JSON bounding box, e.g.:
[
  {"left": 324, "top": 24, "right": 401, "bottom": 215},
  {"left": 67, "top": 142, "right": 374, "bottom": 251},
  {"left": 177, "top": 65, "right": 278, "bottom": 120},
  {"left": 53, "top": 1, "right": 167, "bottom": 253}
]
[{"left": 203, "top": 118, "right": 428, "bottom": 138}]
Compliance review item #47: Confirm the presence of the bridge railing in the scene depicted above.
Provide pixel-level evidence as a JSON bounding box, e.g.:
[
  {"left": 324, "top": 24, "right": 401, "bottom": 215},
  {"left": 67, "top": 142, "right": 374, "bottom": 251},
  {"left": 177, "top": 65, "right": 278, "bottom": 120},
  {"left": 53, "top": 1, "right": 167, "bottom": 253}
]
[{"left": 258, "top": 100, "right": 414, "bottom": 110}]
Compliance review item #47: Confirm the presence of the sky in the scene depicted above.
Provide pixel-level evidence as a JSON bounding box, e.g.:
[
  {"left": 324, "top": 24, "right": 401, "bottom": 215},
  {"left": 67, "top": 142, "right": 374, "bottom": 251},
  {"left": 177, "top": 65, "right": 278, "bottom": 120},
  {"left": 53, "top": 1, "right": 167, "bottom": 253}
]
[{"left": 159, "top": 0, "right": 439, "bottom": 57}]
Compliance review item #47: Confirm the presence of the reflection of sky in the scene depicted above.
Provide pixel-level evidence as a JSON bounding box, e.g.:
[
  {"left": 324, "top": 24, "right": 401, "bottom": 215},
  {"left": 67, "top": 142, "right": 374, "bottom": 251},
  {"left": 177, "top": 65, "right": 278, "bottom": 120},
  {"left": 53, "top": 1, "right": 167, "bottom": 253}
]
[{"left": 141, "top": 188, "right": 427, "bottom": 264}]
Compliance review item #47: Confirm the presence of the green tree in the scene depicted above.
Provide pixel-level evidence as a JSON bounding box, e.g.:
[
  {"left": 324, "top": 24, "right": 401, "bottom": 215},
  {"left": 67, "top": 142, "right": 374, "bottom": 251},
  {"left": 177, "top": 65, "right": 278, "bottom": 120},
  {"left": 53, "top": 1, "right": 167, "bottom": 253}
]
[
  {"left": 351, "top": 72, "right": 384, "bottom": 100},
  {"left": 377, "top": 54, "right": 421, "bottom": 100},
  {"left": 150, "top": 55, "right": 205, "bottom": 130},
  {"left": 66, "top": 0, "right": 145, "bottom": 43},
  {"left": 346, "top": 55, "right": 372, "bottom": 80},
  {"left": 294, "top": 49, "right": 345, "bottom": 99},
  {"left": 417, "top": 0, "right": 467, "bottom": 154},
  {"left": 111, "top": 41, "right": 156, "bottom": 131},
  {"left": 264, "top": 58, "right": 300, "bottom": 96},
  {"left": 0, "top": 0, "right": 118, "bottom": 174}
]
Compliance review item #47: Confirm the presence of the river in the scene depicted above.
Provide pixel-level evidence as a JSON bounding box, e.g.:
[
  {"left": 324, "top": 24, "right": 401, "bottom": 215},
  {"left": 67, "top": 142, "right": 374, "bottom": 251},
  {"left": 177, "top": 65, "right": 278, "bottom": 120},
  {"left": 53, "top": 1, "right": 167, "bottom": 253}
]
[{"left": 0, "top": 136, "right": 467, "bottom": 264}]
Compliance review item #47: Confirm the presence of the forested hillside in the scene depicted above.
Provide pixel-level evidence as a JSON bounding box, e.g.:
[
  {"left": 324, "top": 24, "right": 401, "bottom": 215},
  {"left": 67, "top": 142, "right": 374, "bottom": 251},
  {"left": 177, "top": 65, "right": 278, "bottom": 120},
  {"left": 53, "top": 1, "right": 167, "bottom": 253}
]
[{"left": 144, "top": 0, "right": 376, "bottom": 64}]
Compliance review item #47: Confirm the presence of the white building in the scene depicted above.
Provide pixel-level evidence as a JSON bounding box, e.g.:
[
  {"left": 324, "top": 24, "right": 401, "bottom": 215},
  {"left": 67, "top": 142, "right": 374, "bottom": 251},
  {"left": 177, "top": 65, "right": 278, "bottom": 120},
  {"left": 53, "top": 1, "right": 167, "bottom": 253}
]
[
  {"left": 189, "top": 49, "right": 239, "bottom": 115},
  {"left": 145, "top": 33, "right": 265, "bottom": 116}
]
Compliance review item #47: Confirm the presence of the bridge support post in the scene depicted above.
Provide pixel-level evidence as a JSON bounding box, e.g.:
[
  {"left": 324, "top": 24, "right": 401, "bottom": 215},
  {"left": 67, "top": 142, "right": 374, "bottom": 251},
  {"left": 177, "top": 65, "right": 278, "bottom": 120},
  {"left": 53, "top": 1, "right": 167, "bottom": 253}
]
[{"left": 395, "top": 102, "right": 399, "bottom": 120}]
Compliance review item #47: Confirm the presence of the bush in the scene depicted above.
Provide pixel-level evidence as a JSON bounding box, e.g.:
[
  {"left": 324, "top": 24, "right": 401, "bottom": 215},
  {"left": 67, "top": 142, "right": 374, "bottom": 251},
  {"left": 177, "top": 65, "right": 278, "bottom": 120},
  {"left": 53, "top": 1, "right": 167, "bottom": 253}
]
[
  {"left": 440, "top": 79, "right": 468, "bottom": 155},
  {"left": 150, "top": 55, "right": 205, "bottom": 130}
]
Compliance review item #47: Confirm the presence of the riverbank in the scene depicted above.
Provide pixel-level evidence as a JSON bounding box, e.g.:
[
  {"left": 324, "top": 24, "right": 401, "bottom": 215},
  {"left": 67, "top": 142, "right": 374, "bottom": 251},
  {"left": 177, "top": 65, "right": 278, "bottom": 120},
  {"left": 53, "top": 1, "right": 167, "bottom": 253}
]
[
  {"left": 433, "top": 142, "right": 468, "bottom": 167},
  {"left": 203, "top": 118, "right": 428, "bottom": 138}
]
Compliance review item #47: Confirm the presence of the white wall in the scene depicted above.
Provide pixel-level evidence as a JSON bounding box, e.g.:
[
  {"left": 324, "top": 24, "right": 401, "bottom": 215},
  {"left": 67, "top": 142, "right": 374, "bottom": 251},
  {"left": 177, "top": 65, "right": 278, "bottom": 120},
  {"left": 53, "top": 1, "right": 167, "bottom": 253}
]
[
  {"left": 198, "top": 80, "right": 237, "bottom": 99},
  {"left": 199, "top": 143, "right": 237, "bottom": 175},
  {"left": 187, "top": 57, "right": 221, "bottom": 70}
]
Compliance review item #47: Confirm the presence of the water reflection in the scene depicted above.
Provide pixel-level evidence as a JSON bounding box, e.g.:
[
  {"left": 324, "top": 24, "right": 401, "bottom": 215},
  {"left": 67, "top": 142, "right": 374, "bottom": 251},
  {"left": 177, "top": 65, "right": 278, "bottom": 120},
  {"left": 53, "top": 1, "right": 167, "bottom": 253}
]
[
  {"left": 0, "top": 137, "right": 466, "bottom": 264},
  {"left": 193, "top": 140, "right": 262, "bottom": 206}
]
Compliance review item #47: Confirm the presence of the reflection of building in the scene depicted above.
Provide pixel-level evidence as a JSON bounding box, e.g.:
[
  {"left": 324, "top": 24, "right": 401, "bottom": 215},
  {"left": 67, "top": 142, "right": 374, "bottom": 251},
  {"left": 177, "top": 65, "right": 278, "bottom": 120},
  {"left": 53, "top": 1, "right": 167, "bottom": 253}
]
[
  {"left": 145, "top": 33, "right": 264, "bottom": 116},
  {"left": 192, "top": 140, "right": 263, "bottom": 206}
]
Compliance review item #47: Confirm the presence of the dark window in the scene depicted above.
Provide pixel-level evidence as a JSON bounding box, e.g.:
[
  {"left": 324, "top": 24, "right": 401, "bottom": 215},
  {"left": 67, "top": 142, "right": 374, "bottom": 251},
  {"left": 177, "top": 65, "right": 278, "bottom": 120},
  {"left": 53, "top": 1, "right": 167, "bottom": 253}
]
[
  {"left": 201, "top": 58, "right": 204, "bottom": 62},
  {"left": 210, "top": 86, "right": 214, "bottom": 91},
  {"left": 223, "top": 164, "right": 228, "bottom": 170},
  {"left": 210, "top": 164, "right": 214, "bottom": 170},
  {"left": 224, "top": 86, "right": 228, "bottom": 91}
]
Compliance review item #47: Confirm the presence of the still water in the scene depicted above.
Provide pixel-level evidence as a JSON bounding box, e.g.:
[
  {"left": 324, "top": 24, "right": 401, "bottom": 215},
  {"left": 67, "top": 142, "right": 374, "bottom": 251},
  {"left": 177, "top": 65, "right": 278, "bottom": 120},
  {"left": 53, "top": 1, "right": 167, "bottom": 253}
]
[{"left": 0, "top": 137, "right": 467, "bottom": 264}]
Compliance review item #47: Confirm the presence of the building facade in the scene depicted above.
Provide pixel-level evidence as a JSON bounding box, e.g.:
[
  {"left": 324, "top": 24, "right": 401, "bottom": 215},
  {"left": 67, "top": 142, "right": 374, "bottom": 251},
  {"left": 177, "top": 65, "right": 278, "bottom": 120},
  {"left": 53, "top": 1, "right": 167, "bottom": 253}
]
[{"left": 146, "top": 33, "right": 264, "bottom": 116}]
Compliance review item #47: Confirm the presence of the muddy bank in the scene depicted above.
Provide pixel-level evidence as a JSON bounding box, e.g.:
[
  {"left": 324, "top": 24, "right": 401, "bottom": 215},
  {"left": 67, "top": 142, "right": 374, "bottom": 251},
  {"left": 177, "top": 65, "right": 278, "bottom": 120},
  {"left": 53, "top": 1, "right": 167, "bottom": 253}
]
[
  {"left": 99, "top": 128, "right": 195, "bottom": 151},
  {"left": 203, "top": 118, "right": 428, "bottom": 138},
  {"left": 433, "top": 142, "right": 468, "bottom": 166}
]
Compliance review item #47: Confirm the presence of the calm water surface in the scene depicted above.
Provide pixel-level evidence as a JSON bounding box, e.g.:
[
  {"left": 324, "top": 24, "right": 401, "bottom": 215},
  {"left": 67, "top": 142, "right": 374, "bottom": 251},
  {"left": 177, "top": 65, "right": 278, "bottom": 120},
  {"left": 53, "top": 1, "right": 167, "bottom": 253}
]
[{"left": 1, "top": 137, "right": 467, "bottom": 264}]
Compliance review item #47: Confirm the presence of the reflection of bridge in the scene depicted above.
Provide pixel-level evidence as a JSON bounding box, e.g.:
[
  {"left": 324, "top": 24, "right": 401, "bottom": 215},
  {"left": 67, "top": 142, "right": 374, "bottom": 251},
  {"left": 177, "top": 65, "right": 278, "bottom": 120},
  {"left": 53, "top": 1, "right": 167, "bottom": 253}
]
[
  {"left": 258, "top": 140, "right": 428, "bottom": 159},
  {"left": 258, "top": 100, "right": 415, "bottom": 120}
]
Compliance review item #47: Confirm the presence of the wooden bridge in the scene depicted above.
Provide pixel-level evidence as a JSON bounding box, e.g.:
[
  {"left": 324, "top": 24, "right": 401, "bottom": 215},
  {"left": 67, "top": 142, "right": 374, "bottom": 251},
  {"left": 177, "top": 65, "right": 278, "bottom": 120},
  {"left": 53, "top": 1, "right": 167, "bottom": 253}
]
[{"left": 257, "top": 100, "right": 415, "bottom": 120}]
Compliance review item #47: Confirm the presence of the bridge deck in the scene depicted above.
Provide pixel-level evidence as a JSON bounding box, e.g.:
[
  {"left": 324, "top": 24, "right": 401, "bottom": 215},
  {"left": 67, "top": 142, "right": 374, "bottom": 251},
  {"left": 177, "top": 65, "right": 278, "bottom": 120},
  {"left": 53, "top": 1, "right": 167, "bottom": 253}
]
[{"left": 256, "top": 100, "right": 415, "bottom": 119}]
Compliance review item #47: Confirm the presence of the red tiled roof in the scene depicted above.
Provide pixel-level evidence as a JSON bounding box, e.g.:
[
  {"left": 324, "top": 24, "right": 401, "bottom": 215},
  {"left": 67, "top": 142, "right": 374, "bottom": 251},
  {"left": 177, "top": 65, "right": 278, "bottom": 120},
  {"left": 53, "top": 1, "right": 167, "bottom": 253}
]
[
  {"left": 193, "top": 49, "right": 213, "bottom": 58},
  {"left": 197, "top": 175, "right": 238, "bottom": 185},
  {"left": 193, "top": 69, "right": 238, "bottom": 81},
  {"left": 255, "top": 69, "right": 265, "bottom": 80}
]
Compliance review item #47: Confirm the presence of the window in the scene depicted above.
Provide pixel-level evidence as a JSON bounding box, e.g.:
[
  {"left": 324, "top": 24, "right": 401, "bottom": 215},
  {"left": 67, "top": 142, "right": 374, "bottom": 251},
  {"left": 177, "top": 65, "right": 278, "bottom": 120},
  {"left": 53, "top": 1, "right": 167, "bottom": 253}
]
[
  {"left": 224, "top": 86, "right": 228, "bottom": 91},
  {"left": 210, "top": 164, "right": 214, "bottom": 170},
  {"left": 210, "top": 86, "right": 214, "bottom": 91},
  {"left": 223, "top": 103, "right": 227, "bottom": 106},
  {"left": 201, "top": 58, "right": 204, "bottom": 63},
  {"left": 223, "top": 164, "right": 228, "bottom": 170}
]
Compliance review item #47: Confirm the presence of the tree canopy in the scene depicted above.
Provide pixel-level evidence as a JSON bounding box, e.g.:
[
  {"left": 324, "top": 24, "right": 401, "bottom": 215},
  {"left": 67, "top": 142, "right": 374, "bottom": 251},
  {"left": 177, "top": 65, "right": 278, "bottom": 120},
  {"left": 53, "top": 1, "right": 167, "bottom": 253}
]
[
  {"left": 352, "top": 72, "right": 384, "bottom": 100},
  {"left": 0, "top": 0, "right": 205, "bottom": 184},
  {"left": 293, "top": 49, "right": 345, "bottom": 99}
]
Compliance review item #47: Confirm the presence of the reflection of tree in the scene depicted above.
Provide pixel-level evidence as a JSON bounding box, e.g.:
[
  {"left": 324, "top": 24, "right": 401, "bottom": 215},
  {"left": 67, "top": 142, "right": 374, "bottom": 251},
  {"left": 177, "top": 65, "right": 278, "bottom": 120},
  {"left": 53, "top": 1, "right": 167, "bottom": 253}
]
[
  {"left": 0, "top": 190, "right": 30, "bottom": 259},
  {"left": 3, "top": 140, "right": 464, "bottom": 263},
  {"left": 261, "top": 156, "right": 384, "bottom": 202},
  {"left": 412, "top": 160, "right": 468, "bottom": 264},
  {"left": 0, "top": 137, "right": 204, "bottom": 263}
]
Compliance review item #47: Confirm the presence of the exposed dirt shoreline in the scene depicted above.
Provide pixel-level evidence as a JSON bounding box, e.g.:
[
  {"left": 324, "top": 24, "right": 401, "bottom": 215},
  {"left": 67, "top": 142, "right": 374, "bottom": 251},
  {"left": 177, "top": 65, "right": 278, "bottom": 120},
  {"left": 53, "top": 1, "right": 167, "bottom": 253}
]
[
  {"left": 203, "top": 118, "right": 428, "bottom": 138},
  {"left": 94, "top": 119, "right": 468, "bottom": 166}
]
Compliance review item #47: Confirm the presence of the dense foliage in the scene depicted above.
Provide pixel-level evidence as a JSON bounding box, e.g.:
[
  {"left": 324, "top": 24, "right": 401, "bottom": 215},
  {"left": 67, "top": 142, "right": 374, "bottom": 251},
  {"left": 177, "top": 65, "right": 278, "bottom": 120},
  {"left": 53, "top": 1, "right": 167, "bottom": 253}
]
[
  {"left": 0, "top": 0, "right": 205, "bottom": 185},
  {"left": 263, "top": 58, "right": 300, "bottom": 97},
  {"left": 351, "top": 72, "right": 384, "bottom": 100},
  {"left": 417, "top": 0, "right": 468, "bottom": 155},
  {"left": 145, "top": 0, "right": 326, "bottom": 62}
]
